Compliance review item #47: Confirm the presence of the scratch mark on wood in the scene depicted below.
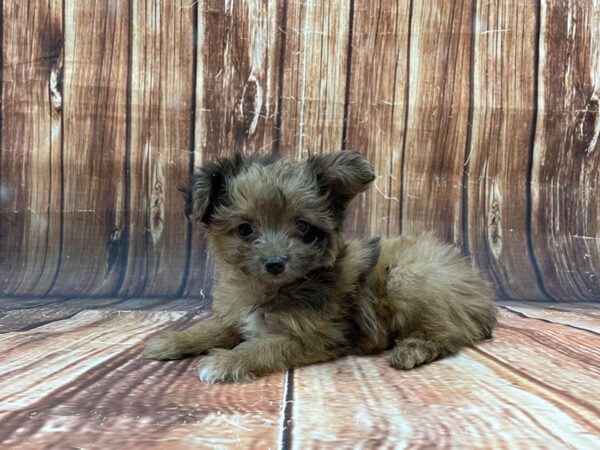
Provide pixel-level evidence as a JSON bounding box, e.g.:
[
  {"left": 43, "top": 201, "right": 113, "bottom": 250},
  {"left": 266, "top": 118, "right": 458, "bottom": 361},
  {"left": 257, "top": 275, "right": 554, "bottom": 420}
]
[{"left": 572, "top": 235, "right": 600, "bottom": 241}]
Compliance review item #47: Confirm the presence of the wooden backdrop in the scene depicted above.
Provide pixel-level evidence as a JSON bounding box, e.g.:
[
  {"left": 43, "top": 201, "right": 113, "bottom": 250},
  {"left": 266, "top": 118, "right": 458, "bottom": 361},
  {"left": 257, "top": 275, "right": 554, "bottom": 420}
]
[{"left": 0, "top": 0, "right": 598, "bottom": 301}]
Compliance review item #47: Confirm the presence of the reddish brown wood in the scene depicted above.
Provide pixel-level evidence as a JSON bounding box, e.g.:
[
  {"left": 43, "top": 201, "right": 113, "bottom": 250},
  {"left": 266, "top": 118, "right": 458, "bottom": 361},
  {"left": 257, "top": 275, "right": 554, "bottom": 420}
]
[
  {"left": 0, "top": 311, "right": 287, "bottom": 448},
  {"left": 290, "top": 309, "right": 600, "bottom": 448},
  {"left": 466, "top": 0, "right": 547, "bottom": 300},
  {"left": 185, "top": 0, "right": 283, "bottom": 297},
  {"left": 47, "top": 0, "right": 129, "bottom": 296},
  {"left": 0, "top": 0, "right": 597, "bottom": 302},
  {"left": 278, "top": 0, "right": 350, "bottom": 159},
  {"left": 0, "top": 0, "right": 63, "bottom": 295},
  {"left": 531, "top": 0, "right": 600, "bottom": 300},
  {"left": 2, "top": 304, "right": 600, "bottom": 447},
  {"left": 401, "top": 1, "right": 473, "bottom": 246},
  {"left": 117, "top": 0, "right": 194, "bottom": 297},
  {"left": 501, "top": 302, "right": 600, "bottom": 332},
  {"left": 344, "top": 0, "right": 410, "bottom": 238}
]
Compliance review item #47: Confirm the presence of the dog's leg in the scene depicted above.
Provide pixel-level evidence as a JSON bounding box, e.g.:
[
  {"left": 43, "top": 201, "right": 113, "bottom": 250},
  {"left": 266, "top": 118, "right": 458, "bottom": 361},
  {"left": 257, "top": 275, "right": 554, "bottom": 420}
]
[
  {"left": 388, "top": 336, "right": 462, "bottom": 370},
  {"left": 196, "top": 336, "right": 328, "bottom": 383},
  {"left": 144, "top": 318, "right": 242, "bottom": 361}
]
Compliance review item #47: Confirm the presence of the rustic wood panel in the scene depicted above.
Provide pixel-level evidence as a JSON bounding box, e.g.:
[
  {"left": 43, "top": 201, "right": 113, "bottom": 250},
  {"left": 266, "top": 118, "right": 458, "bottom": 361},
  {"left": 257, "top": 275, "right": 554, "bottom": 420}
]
[
  {"left": 0, "top": 311, "right": 286, "bottom": 449},
  {"left": 344, "top": 0, "right": 410, "bottom": 238},
  {"left": 0, "top": 0, "right": 63, "bottom": 295},
  {"left": 290, "top": 309, "right": 600, "bottom": 449},
  {"left": 466, "top": 1, "right": 547, "bottom": 300},
  {"left": 184, "top": 0, "right": 283, "bottom": 298},
  {"left": 531, "top": 0, "right": 600, "bottom": 300},
  {"left": 278, "top": 0, "right": 350, "bottom": 159},
  {"left": 400, "top": 1, "right": 473, "bottom": 246},
  {"left": 47, "top": 0, "right": 129, "bottom": 297},
  {"left": 117, "top": 0, "right": 194, "bottom": 297},
  {"left": 0, "top": 0, "right": 599, "bottom": 300}
]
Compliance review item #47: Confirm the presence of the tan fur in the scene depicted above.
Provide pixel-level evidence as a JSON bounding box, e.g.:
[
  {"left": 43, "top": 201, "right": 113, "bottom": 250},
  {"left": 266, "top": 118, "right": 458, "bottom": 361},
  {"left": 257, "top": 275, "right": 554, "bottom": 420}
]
[{"left": 144, "top": 151, "right": 497, "bottom": 382}]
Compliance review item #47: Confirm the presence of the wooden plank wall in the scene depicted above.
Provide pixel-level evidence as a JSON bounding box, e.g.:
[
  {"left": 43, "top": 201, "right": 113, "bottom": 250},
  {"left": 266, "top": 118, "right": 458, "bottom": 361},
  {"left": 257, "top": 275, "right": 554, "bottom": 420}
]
[{"left": 0, "top": 0, "right": 598, "bottom": 301}]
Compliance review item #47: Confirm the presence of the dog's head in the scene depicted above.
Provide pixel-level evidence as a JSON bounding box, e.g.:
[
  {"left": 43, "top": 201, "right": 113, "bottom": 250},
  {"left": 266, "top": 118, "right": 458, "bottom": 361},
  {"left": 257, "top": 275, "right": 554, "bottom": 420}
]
[{"left": 188, "top": 151, "right": 374, "bottom": 285}]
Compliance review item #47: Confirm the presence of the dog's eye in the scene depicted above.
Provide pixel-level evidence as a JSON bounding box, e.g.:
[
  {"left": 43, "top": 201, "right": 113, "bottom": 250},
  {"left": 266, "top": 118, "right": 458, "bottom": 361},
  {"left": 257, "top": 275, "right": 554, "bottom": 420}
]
[
  {"left": 296, "top": 219, "right": 310, "bottom": 234},
  {"left": 237, "top": 223, "right": 253, "bottom": 237}
]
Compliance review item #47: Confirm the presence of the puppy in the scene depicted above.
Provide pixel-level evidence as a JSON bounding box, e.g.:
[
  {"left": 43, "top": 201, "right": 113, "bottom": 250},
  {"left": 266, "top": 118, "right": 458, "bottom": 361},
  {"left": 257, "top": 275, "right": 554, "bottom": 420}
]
[{"left": 144, "top": 151, "right": 497, "bottom": 382}]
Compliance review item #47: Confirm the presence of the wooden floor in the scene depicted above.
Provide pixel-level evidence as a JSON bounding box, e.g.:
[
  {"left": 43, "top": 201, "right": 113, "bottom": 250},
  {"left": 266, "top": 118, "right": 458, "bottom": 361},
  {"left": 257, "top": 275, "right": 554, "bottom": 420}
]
[{"left": 0, "top": 300, "right": 599, "bottom": 449}]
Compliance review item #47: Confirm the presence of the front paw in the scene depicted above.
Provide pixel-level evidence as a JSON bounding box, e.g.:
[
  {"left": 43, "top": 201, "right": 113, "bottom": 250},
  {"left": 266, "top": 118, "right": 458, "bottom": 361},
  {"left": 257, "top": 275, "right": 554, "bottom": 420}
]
[
  {"left": 197, "top": 349, "right": 255, "bottom": 383},
  {"left": 143, "top": 332, "right": 186, "bottom": 360}
]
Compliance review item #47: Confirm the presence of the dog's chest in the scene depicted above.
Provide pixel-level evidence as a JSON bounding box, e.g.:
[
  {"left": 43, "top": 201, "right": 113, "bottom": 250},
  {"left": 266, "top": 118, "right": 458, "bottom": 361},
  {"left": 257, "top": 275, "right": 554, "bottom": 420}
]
[{"left": 242, "top": 309, "right": 282, "bottom": 339}]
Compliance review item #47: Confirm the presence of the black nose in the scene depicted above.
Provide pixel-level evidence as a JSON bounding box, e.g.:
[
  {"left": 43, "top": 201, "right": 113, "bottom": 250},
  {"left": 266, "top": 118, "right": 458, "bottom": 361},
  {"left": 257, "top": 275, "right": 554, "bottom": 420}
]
[{"left": 265, "top": 257, "right": 286, "bottom": 275}]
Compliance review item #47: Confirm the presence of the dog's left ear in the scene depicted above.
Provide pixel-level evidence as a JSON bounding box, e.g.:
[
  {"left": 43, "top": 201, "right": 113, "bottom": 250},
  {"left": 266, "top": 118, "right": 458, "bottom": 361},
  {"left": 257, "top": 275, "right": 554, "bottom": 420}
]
[
  {"left": 187, "top": 154, "right": 249, "bottom": 223},
  {"left": 308, "top": 151, "right": 375, "bottom": 206}
]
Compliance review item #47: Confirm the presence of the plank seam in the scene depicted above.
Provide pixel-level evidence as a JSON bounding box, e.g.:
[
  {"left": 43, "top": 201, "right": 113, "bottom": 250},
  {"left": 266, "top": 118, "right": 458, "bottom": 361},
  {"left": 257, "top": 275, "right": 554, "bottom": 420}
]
[
  {"left": 273, "top": 0, "right": 289, "bottom": 157},
  {"left": 499, "top": 305, "right": 600, "bottom": 337},
  {"left": 278, "top": 368, "right": 294, "bottom": 450},
  {"left": 461, "top": 0, "right": 477, "bottom": 257},
  {"left": 341, "top": 0, "right": 354, "bottom": 150},
  {"left": 387, "top": 4, "right": 401, "bottom": 237},
  {"left": 176, "top": 0, "right": 199, "bottom": 299},
  {"left": 398, "top": 0, "right": 414, "bottom": 234},
  {"left": 114, "top": 0, "right": 137, "bottom": 297},
  {"left": 525, "top": 0, "right": 554, "bottom": 301},
  {"left": 44, "top": 0, "right": 66, "bottom": 298}
]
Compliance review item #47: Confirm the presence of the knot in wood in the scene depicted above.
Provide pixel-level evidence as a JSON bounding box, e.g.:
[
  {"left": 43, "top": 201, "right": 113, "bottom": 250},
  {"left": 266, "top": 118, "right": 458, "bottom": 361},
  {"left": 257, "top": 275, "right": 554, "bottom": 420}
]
[{"left": 236, "top": 75, "right": 263, "bottom": 136}]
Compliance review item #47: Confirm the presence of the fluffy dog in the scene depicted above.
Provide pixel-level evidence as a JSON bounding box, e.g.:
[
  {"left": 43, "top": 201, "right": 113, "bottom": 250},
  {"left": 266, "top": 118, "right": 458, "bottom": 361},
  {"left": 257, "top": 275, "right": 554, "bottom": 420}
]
[{"left": 144, "top": 151, "right": 497, "bottom": 382}]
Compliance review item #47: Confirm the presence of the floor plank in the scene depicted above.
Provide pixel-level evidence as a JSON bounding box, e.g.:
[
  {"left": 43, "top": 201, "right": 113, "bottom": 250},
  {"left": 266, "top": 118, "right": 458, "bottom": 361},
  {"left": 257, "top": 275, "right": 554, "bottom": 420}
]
[
  {"left": 0, "top": 297, "right": 209, "bottom": 313},
  {"left": 0, "top": 308, "right": 83, "bottom": 333},
  {"left": 0, "top": 311, "right": 287, "bottom": 449},
  {"left": 0, "top": 297, "right": 209, "bottom": 333},
  {"left": 289, "top": 309, "right": 600, "bottom": 449},
  {"left": 501, "top": 302, "right": 600, "bottom": 333},
  {"left": 1, "top": 303, "right": 599, "bottom": 448}
]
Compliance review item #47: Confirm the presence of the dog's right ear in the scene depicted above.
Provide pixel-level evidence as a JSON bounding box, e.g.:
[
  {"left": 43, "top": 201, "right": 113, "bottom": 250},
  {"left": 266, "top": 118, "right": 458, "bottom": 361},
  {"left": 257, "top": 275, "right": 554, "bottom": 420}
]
[
  {"left": 187, "top": 154, "right": 250, "bottom": 224},
  {"left": 308, "top": 151, "right": 375, "bottom": 207}
]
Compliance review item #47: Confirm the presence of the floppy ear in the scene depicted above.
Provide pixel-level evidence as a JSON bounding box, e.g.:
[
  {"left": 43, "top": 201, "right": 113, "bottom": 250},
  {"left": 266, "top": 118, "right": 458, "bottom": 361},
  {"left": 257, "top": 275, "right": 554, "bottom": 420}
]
[
  {"left": 187, "top": 154, "right": 250, "bottom": 223},
  {"left": 308, "top": 151, "right": 375, "bottom": 206}
]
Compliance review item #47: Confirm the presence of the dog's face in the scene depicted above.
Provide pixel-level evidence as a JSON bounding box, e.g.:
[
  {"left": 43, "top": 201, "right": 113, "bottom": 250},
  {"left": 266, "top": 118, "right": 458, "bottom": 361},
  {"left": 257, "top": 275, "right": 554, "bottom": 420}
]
[{"left": 189, "top": 151, "right": 375, "bottom": 286}]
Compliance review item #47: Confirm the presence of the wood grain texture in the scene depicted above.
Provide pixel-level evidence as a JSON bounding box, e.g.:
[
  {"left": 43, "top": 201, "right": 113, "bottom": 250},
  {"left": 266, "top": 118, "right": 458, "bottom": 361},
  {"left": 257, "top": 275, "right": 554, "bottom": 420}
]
[
  {"left": 401, "top": 0, "right": 473, "bottom": 246},
  {"left": 290, "top": 309, "right": 600, "bottom": 449},
  {"left": 184, "top": 0, "right": 283, "bottom": 298},
  {"left": 0, "top": 310, "right": 187, "bottom": 411},
  {"left": 0, "top": 0, "right": 599, "bottom": 300},
  {"left": 0, "top": 311, "right": 286, "bottom": 449},
  {"left": 344, "top": 0, "right": 410, "bottom": 238},
  {"left": 47, "top": 0, "right": 129, "bottom": 297},
  {"left": 0, "top": 297, "right": 208, "bottom": 332},
  {"left": 531, "top": 0, "right": 600, "bottom": 300},
  {"left": 117, "top": 0, "right": 194, "bottom": 297},
  {"left": 1, "top": 303, "right": 600, "bottom": 447},
  {"left": 501, "top": 302, "right": 600, "bottom": 332},
  {"left": 0, "top": 0, "right": 63, "bottom": 295},
  {"left": 0, "top": 308, "right": 82, "bottom": 333},
  {"left": 278, "top": 0, "right": 350, "bottom": 159},
  {"left": 466, "top": 0, "right": 547, "bottom": 300}
]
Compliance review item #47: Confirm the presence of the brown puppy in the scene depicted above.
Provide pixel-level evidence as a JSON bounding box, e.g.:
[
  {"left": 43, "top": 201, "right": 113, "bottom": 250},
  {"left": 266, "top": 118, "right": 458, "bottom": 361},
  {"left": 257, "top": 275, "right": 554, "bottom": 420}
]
[{"left": 144, "top": 151, "right": 497, "bottom": 382}]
